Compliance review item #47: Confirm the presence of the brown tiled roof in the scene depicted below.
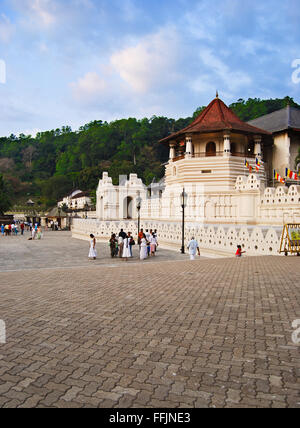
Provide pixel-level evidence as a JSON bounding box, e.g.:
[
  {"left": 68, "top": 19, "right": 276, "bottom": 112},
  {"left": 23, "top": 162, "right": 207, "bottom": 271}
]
[{"left": 160, "top": 97, "right": 271, "bottom": 144}]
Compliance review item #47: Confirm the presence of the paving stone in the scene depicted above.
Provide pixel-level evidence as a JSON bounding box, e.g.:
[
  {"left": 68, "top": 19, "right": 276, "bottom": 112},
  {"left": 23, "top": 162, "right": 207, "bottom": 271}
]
[{"left": 0, "top": 232, "right": 299, "bottom": 408}]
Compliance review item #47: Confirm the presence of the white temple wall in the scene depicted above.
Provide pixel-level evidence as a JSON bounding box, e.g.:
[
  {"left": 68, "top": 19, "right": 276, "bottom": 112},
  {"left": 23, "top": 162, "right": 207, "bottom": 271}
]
[
  {"left": 272, "top": 132, "right": 291, "bottom": 178},
  {"left": 95, "top": 172, "right": 300, "bottom": 227},
  {"left": 71, "top": 218, "right": 282, "bottom": 257}
]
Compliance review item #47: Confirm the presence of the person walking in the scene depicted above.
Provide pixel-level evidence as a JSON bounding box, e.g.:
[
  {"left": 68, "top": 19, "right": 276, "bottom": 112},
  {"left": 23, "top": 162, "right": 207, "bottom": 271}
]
[
  {"left": 118, "top": 234, "right": 124, "bottom": 258},
  {"left": 149, "top": 232, "right": 158, "bottom": 256},
  {"left": 140, "top": 234, "right": 148, "bottom": 261},
  {"left": 128, "top": 232, "right": 135, "bottom": 257},
  {"left": 109, "top": 234, "right": 118, "bottom": 258},
  {"left": 187, "top": 237, "right": 200, "bottom": 260},
  {"left": 20, "top": 222, "right": 25, "bottom": 236},
  {"left": 37, "top": 226, "right": 42, "bottom": 240},
  {"left": 88, "top": 234, "right": 97, "bottom": 260},
  {"left": 122, "top": 234, "right": 132, "bottom": 261},
  {"left": 1, "top": 224, "right": 4, "bottom": 236},
  {"left": 138, "top": 229, "right": 144, "bottom": 247},
  {"left": 31, "top": 227, "right": 36, "bottom": 240}
]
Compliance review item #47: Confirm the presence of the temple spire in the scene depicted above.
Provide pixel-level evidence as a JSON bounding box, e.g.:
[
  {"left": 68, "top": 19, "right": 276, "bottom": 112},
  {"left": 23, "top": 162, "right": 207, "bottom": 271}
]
[{"left": 216, "top": 90, "right": 219, "bottom": 99}]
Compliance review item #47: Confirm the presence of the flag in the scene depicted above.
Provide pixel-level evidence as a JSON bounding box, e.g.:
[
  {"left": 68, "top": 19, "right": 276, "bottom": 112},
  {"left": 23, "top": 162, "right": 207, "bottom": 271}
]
[
  {"left": 245, "top": 159, "right": 253, "bottom": 173},
  {"left": 285, "top": 168, "right": 299, "bottom": 180},
  {"left": 274, "top": 170, "right": 285, "bottom": 184},
  {"left": 256, "top": 158, "right": 261, "bottom": 167}
]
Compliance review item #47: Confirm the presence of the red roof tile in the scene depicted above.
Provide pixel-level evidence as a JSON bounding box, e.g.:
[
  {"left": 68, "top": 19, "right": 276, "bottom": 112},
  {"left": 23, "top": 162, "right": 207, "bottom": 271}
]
[{"left": 160, "top": 97, "right": 271, "bottom": 144}]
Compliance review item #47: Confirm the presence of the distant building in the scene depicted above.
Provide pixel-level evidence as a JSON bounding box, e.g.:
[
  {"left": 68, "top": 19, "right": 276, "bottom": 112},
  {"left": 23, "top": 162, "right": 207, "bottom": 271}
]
[{"left": 58, "top": 190, "right": 92, "bottom": 210}]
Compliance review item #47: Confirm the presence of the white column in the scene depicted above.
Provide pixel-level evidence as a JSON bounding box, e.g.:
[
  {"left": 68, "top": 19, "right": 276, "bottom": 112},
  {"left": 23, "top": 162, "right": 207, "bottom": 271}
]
[
  {"left": 223, "top": 132, "right": 231, "bottom": 157},
  {"left": 185, "top": 136, "right": 193, "bottom": 159},
  {"left": 254, "top": 135, "right": 262, "bottom": 159},
  {"left": 169, "top": 142, "right": 176, "bottom": 161}
]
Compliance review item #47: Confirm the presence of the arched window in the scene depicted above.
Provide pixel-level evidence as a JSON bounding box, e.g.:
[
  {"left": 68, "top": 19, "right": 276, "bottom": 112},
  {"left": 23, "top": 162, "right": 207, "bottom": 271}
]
[
  {"left": 124, "top": 196, "right": 133, "bottom": 219},
  {"left": 206, "top": 142, "right": 216, "bottom": 157}
]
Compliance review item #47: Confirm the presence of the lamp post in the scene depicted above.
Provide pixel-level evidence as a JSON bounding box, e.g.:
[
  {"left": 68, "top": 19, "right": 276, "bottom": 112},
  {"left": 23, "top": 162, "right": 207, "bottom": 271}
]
[
  {"left": 180, "top": 188, "right": 188, "bottom": 254},
  {"left": 58, "top": 207, "right": 61, "bottom": 230},
  {"left": 136, "top": 196, "right": 142, "bottom": 237},
  {"left": 84, "top": 202, "right": 89, "bottom": 219}
]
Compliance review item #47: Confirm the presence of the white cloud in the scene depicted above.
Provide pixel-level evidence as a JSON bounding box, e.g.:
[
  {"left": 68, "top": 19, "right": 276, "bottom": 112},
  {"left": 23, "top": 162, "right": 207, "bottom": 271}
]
[
  {"left": 12, "top": 0, "right": 57, "bottom": 28},
  {"left": 110, "top": 27, "right": 182, "bottom": 93},
  {"left": 0, "top": 14, "right": 14, "bottom": 43},
  {"left": 70, "top": 71, "right": 108, "bottom": 103},
  {"left": 31, "top": 0, "right": 55, "bottom": 26},
  {"left": 198, "top": 48, "right": 252, "bottom": 92}
]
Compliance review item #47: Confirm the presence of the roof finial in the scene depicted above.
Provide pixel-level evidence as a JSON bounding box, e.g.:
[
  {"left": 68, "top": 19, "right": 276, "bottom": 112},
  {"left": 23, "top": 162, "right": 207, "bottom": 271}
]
[{"left": 216, "top": 90, "right": 219, "bottom": 99}]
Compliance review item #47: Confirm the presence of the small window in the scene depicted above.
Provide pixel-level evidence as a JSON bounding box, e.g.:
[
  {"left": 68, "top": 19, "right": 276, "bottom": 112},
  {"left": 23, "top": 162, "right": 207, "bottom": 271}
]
[{"left": 206, "top": 142, "right": 216, "bottom": 157}]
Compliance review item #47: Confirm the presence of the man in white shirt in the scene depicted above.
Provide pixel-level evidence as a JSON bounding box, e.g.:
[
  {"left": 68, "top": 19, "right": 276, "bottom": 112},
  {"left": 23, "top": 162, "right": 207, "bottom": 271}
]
[{"left": 187, "top": 237, "right": 200, "bottom": 260}]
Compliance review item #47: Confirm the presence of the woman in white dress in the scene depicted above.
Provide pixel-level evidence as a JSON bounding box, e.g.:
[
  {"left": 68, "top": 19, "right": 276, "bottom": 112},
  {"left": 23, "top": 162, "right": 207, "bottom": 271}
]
[
  {"left": 122, "top": 235, "right": 132, "bottom": 261},
  {"left": 88, "top": 234, "right": 97, "bottom": 260},
  {"left": 140, "top": 235, "right": 148, "bottom": 261}
]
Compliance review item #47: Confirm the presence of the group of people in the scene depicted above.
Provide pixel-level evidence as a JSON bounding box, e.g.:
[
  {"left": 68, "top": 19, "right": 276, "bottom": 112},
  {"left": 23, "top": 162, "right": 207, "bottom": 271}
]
[
  {"left": 88, "top": 230, "right": 246, "bottom": 261},
  {"left": 1, "top": 222, "right": 43, "bottom": 240},
  {"left": 88, "top": 228, "right": 159, "bottom": 261},
  {"left": 1, "top": 222, "right": 26, "bottom": 237}
]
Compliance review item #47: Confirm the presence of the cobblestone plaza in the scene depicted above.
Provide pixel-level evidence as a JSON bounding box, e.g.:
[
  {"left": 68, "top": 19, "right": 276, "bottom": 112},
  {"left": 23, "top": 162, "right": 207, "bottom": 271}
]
[{"left": 0, "top": 232, "right": 299, "bottom": 408}]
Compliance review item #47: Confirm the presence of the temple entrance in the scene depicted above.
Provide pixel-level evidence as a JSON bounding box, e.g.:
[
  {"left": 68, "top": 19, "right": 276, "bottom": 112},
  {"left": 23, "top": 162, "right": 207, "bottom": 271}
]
[
  {"left": 124, "top": 196, "right": 133, "bottom": 219},
  {"left": 206, "top": 142, "right": 216, "bottom": 157}
]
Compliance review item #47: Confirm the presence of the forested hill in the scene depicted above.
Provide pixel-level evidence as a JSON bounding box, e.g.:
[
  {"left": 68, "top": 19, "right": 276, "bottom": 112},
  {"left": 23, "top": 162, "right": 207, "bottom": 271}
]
[{"left": 0, "top": 96, "right": 299, "bottom": 210}]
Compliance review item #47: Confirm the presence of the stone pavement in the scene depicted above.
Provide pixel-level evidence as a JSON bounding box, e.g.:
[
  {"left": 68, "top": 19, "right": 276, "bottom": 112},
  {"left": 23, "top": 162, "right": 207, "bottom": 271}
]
[
  {"left": 0, "top": 233, "right": 299, "bottom": 408},
  {"left": 0, "top": 231, "right": 193, "bottom": 272}
]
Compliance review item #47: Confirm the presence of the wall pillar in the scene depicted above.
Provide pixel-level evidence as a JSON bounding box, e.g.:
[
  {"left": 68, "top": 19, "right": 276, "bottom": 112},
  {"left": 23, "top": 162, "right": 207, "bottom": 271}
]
[
  {"left": 169, "top": 142, "right": 176, "bottom": 161},
  {"left": 185, "top": 136, "right": 193, "bottom": 159},
  {"left": 223, "top": 132, "right": 231, "bottom": 157},
  {"left": 254, "top": 135, "right": 262, "bottom": 159}
]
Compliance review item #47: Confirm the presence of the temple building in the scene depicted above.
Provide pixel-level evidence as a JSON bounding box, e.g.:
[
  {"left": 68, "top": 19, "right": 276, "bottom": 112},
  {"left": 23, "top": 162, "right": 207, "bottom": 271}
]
[
  {"left": 72, "top": 95, "right": 300, "bottom": 256},
  {"left": 160, "top": 93, "right": 271, "bottom": 191}
]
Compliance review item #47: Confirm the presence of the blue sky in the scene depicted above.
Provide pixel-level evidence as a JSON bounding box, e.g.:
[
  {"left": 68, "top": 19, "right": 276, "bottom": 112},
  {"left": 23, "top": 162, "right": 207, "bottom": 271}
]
[{"left": 0, "top": 0, "right": 299, "bottom": 136}]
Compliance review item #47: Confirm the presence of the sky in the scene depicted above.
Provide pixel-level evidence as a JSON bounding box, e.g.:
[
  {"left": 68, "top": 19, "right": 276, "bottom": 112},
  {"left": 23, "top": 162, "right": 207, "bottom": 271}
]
[{"left": 0, "top": 0, "right": 299, "bottom": 136}]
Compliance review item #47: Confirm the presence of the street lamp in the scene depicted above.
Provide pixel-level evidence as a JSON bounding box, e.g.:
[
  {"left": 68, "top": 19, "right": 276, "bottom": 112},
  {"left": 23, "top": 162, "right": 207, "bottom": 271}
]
[
  {"left": 58, "top": 207, "right": 61, "bottom": 230},
  {"left": 84, "top": 202, "right": 89, "bottom": 219},
  {"left": 180, "top": 188, "right": 188, "bottom": 254},
  {"left": 136, "top": 196, "right": 142, "bottom": 237}
]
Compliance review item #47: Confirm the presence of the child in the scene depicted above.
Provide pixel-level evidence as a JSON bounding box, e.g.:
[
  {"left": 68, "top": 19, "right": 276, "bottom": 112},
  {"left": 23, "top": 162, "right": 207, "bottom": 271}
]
[{"left": 236, "top": 245, "right": 246, "bottom": 257}]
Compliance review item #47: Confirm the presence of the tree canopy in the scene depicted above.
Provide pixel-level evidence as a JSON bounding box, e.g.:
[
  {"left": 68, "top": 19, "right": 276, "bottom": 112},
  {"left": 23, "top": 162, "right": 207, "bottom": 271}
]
[{"left": 0, "top": 174, "right": 12, "bottom": 215}]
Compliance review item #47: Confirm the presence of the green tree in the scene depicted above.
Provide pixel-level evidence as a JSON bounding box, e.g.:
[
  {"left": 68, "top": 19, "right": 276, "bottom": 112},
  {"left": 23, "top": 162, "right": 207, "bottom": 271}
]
[{"left": 0, "top": 174, "right": 12, "bottom": 214}]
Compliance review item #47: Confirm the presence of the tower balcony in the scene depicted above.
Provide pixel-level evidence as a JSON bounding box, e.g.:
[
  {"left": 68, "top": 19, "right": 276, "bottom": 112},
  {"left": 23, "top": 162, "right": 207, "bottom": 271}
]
[{"left": 172, "top": 151, "right": 256, "bottom": 162}]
